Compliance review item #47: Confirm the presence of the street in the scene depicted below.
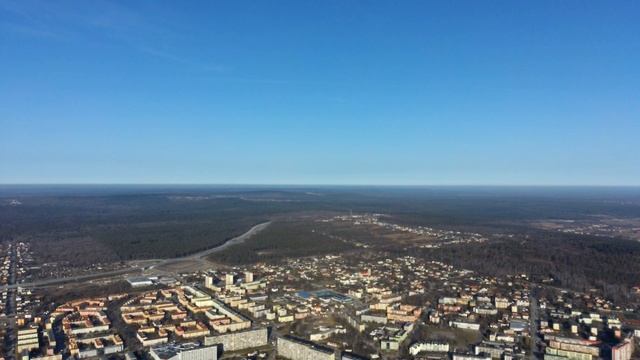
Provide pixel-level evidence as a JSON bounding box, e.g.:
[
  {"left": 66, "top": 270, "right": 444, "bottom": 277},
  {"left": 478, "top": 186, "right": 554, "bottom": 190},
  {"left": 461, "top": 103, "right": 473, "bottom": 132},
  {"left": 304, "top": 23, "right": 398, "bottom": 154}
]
[
  {"left": 3, "top": 243, "right": 18, "bottom": 360},
  {"left": 529, "top": 285, "right": 542, "bottom": 360}
]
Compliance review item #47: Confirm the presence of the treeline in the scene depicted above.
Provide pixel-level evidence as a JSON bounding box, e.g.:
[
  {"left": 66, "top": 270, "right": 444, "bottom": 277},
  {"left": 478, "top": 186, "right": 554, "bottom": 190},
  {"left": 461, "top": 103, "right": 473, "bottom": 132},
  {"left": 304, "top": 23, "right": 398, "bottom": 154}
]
[
  {"left": 28, "top": 234, "right": 121, "bottom": 266},
  {"left": 3, "top": 187, "right": 640, "bottom": 269},
  {"left": 422, "top": 230, "right": 640, "bottom": 303},
  {"left": 0, "top": 194, "right": 312, "bottom": 262},
  {"left": 92, "top": 217, "right": 265, "bottom": 259}
]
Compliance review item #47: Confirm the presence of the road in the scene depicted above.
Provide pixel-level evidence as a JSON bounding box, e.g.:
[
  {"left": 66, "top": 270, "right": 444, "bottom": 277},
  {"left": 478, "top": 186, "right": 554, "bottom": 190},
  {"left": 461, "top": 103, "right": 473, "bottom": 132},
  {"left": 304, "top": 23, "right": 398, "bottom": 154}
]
[
  {"left": 0, "top": 267, "right": 141, "bottom": 291},
  {"left": 150, "top": 221, "right": 271, "bottom": 268},
  {"left": 529, "top": 285, "right": 542, "bottom": 360},
  {"left": 4, "top": 243, "right": 18, "bottom": 360},
  {"left": 0, "top": 221, "right": 271, "bottom": 291}
]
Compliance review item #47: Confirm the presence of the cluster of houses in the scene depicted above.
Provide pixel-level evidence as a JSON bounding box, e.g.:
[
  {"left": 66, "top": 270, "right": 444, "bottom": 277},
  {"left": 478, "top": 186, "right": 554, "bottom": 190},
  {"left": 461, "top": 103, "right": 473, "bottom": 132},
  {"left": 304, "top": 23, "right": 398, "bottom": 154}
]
[
  {"left": 120, "top": 286, "right": 253, "bottom": 346},
  {"left": 13, "top": 297, "right": 126, "bottom": 360},
  {"left": 4, "top": 235, "right": 640, "bottom": 360},
  {"left": 3, "top": 243, "right": 46, "bottom": 360},
  {"left": 195, "top": 252, "right": 640, "bottom": 360},
  {"left": 538, "top": 289, "right": 638, "bottom": 360},
  {"left": 2, "top": 243, "right": 34, "bottom": 316},
  {"left": 325, "top": 214, "right": 489, "bottom": 248}
]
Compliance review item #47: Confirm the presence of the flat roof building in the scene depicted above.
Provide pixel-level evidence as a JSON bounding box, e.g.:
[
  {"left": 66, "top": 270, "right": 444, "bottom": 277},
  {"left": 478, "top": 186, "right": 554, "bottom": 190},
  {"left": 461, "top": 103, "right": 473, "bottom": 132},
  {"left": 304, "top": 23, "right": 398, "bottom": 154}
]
[{"left": 150, "top": 343, "right": 217, "bottom": 360}]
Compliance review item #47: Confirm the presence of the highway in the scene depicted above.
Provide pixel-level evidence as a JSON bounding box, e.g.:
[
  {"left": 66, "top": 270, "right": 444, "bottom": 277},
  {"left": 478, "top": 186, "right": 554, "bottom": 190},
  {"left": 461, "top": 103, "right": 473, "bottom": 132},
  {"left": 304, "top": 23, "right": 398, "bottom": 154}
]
[{"left": 0, "top": 267, "right": 141, "bottom": 291}]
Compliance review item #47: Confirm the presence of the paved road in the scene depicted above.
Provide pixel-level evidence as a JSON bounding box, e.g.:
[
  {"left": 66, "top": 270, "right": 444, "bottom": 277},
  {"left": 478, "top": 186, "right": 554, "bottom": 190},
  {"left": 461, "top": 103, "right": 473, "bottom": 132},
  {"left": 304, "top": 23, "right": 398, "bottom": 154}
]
[
  {"left": 529, "top": 285, "right": 542, "bottom": 360},
  {"left": 0, "top": 267, "right": 141, "bottom": 291},
  {"left": 0, "top": 221, "right": 271, "bottom": 291},
  {"left": 150, "top": 221, "right": 271, "bottom": 268},
  {"left": 4, "top": 243, "right": 18, "bottom": 360}
]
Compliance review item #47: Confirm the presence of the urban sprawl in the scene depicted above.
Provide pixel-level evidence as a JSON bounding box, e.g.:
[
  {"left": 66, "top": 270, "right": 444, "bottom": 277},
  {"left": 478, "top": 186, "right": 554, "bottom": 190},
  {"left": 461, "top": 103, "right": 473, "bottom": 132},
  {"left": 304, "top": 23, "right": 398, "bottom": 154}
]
[{"left": 1, "top": 215, "right": 639, "bottom": 360}]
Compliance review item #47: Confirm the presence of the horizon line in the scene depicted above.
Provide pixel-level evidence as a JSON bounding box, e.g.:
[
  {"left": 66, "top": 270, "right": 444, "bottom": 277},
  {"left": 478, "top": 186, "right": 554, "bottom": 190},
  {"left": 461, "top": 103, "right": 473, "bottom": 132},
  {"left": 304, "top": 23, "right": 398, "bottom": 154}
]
[{"left": 1, "top": 183, "right": 640, "bottom": 188}]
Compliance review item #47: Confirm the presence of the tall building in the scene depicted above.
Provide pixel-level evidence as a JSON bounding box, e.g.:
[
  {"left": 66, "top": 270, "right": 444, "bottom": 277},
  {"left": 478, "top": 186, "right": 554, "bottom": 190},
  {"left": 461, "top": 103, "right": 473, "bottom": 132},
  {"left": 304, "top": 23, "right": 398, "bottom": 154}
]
[
  {"left": 204, "top": 275, "right": 213, "bottom": 288},
  {"left": 16, "top": 326, "right": 40, "bottom": 354},
  {"left": 244, "top": 272, "right": 254, "bottom": 283},
  {"left": 225, "top": 273, "right": 234, "bottom": 286},
  {"left": 150, "top": 343, "right": 217, "bottom": 360},
  {"left": 277, "top": 336, "right": 335, "bottom": 360}
]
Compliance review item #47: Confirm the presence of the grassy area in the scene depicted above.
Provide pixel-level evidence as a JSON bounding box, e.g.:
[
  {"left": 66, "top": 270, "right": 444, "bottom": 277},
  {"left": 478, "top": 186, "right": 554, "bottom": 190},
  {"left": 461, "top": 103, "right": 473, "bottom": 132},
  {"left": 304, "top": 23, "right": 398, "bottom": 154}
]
[
  {"left": 413, "top": 324, "right": 483, "bottom": 352},
  {"left": 210, "top": 219, "right": 355, "bottom": 264}
]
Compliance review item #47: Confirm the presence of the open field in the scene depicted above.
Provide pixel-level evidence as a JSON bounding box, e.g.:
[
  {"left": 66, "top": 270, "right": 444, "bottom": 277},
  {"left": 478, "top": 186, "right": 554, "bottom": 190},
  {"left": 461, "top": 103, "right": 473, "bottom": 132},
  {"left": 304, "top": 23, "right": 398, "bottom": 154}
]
[{"left": 210, "top": 219, "right": 355, "bottom": 265}]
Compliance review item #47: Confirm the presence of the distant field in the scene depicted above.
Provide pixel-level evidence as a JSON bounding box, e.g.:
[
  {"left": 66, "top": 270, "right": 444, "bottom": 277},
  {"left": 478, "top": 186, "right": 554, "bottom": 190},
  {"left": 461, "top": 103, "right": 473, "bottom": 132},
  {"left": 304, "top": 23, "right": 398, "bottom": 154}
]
[{"left": 210, "top": 219, "right": 355, "bottom": 264}]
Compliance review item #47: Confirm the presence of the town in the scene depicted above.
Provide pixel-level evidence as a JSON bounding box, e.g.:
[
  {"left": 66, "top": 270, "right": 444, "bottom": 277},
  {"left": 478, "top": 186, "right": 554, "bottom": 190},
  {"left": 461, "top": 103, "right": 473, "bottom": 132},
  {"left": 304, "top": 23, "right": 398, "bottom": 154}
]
[{"left": 2, "top": 220, "right": 639, "bottom": 360}]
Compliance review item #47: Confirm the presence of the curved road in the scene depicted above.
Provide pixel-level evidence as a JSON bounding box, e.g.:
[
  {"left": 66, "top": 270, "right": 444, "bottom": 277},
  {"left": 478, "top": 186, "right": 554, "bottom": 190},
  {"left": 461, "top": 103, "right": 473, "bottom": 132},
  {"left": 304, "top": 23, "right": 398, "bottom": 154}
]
[
  {"left": 149, "top": 221, "right": 271, "bottom": 268},
  {"left": 0, "top": 221, "right": 271, "bottom": 290}
]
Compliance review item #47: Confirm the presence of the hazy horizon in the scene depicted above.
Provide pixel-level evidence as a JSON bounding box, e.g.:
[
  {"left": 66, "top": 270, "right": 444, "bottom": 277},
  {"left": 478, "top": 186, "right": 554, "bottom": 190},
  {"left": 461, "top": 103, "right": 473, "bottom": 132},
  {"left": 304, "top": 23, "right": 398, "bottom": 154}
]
[
  {"left": 0, "top": 182, "right": 640, "bottom": 188},
  {"left": 3, "top": 183, "right": 640, "bottom": 199},
  {"left": 2, "top": 182, "right": 640, "bottom": 187}
]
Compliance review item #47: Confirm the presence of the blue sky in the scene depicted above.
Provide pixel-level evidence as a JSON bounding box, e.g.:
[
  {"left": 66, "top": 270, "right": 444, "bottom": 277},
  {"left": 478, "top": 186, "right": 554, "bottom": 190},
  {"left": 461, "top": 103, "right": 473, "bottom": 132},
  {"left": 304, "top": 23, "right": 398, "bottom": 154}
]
[{"left": 1, "top": 1, "right": 638, "bottom": 185}]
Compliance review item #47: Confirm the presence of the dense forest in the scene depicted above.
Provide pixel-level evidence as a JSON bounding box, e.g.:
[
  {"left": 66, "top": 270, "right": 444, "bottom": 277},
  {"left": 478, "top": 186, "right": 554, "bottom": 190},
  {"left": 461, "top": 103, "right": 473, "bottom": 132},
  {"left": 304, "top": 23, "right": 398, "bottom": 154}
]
[
  {"left": 0, "top": 192, "right": 309, "bottom": 262},
  {"left": 422, "top": 230, "right": 640, "bottom": 303},
  {"left": 1, "top": 186, "right": 640, "bottom": 288}
]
